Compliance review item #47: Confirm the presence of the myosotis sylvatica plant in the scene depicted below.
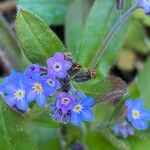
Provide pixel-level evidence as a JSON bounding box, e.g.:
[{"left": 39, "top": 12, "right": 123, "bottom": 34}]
[{"left": 0, "top": 0, "right": 150, "bottom": 149}]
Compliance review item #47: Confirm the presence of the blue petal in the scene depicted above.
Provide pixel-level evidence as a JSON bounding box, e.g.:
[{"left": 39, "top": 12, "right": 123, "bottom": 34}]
[
  {"left": 80, "top": 109, "right": 93, "bottom": 122},
  {"left": 26, "top": 89, "right": 36, "bottom": 102},
  {"left": 71, "top": 112, "right": 81, "bottom": 126},
  {"left": 57, "top": 71, "right": 67, "bottom": 78},
  {"left": 32, "top": 72, "right": 41, "bottom": 81},
  {"left": 44, "top": 84, "right": 55, "bottom": 96},
  {"left": 17, "top": 100, "right": 28, "bottom": 111},
  {"left": 63, "top": 60, "right": 72, "bottom": 70},
  {"left": 141, "top": 110, "right": 150, "bottom": 120},
  {"left": 81, "top": 97, "right": 94, "bottom": 108},
  {"left": 4, "top": 84, "right": 16, "bottom": 94},
  {"left": 36, "top": 93, "right": 47, "bottom": 107},
  {"left": 54, "top": 52, "right": 64, "bottom": 61},
  {"left": 5, "top": 95, "right": 16, "bottom": 106},
  {"left": 134, "top": 98, "right": 144, "bottom": 110},
  {"left": 125, "top": 99, "right": 133, "bottom": 110},
  {"left": 126, "top": 112, "right": 133, "bottom": 122},
  {"left": 132, "top": 119, "right": 148, "bottom": 130}
]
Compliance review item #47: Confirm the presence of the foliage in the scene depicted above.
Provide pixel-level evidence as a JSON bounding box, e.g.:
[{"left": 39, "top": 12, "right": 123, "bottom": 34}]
[{"left": 0, "top": 0, "right": 150, "bottom": 149}]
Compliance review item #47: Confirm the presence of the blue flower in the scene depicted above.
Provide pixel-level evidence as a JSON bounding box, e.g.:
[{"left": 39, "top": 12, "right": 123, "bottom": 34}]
[
  {"left": 3, "top": 73, "right": 29, "bottom": 111},
  {"left": 24, "top": 64, "right": 48, "bottom": 77},
  {"left": 3, "top": 70, "right": 22, "bottom": 85},
  {"left": 47, "top": 52, "right": 72, "bottom": 78},
  {"left": 24, "top": 64, "right": 41, "bottom": 77},
  {"left": 137, "top": 0, "right": 150, "bottom": 15},
  {"left": 50, "top": 101, "right": 71, "bottom": 123},
  {"left": 125, "top": 98, "right": 150, "bottom": 130},
  {"left": 26, "top": 72, "right": 55, "bottom": 106},
  {"left": 44, "top": 74, "right": 61, "bottom": 90},
  {"left": 71, "top": 97, "right": 94, "bottom": 126},
  {"left": 112, "top": 121, "right": 134, "bottom": 138},
  {"left": 56, "top": 92, "right": 75, "bottom": 114}
]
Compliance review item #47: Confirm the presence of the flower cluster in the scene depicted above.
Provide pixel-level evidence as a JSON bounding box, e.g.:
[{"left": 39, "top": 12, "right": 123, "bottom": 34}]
[
  {"left": 0, "top": 52, "right": 94, "bottom": 126},
  {"left": 112, "top": 121, "right": 134, "bottom": 138}
]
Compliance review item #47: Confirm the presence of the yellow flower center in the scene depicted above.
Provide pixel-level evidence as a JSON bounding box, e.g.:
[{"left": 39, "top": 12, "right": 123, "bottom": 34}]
[
  {"left": 15, "top": 89, "right": 25, "bottom": 100},
  {"left": 132, "top": 109, "right": 140, "bottom": 119},
  {"left": 33, "top": 82, "right": 43, "bottom": 94},
  {"left": 73, "top": 104, "right": 82, "bottom": 113}
]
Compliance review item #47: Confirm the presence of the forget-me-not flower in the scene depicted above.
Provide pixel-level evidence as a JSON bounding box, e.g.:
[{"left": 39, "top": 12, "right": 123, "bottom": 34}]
[
  {"left": 56, "top": 92, "right": 75, "bottom": 114},
  {"left": 26, "top": 72, "right": 55, "bottom": 106},
  {"left": 125, "top": 98, "right": 150, "bottom": 130},
  {"left": 47, "top": 52, "right": 72, "bottom": 78},
  {"left": 71, "top": 97, "right": 94, "bottom": 126},
  {"left": 3, "top": 73, "right": 29, "bottom": 111}
]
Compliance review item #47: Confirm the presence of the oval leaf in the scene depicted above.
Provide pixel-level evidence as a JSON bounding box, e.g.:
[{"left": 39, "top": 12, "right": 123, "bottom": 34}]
[
  {"left": 0, "top": 99, "right": 37, "bottom": 149},
  {"left": 16, "top": 9, "right": 65, "bottom": 65},
  {"left": 77, "top": 0, "right": 131, "bottom": 76}
]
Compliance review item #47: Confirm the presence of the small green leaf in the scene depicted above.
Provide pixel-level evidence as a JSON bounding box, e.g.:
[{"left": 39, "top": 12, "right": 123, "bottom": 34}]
[
  {"left": 77, "top": 0, "right": 131, "bottom": 76},
  {"left": 17, "top": 0, "right": 71, "bottom": 25},
  {"left": 0, "top": 99, "right": 37, "bottom": 150},
  {"left": 16, "top": 9, "right": 65, "bottom": 65},
  {"left": 27, "top": 105, "right": 59, "bottom": 128},
  {"left": 65, "top": 0, "right": 90, "bottom": 58}
]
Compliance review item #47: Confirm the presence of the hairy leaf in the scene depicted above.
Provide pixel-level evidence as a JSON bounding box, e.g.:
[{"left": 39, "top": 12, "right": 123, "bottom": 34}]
[
  {"left": 0, "top": 99, "right": 37, "bottom": 150},
  {"left": 16, "top": 9, "right": 65, "bottom": 65}
]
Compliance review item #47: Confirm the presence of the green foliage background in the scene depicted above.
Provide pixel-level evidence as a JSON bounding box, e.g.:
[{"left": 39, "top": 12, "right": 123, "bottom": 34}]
[{"left": 0, "top": 0, "right": 150, "bottom": 149}]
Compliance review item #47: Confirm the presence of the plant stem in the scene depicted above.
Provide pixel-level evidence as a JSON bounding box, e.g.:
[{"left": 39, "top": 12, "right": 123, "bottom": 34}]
[
  {"left": 90, "top": 3, "right": 139, "bottom": 68},
  {"left": 58, "top": 125, "right": 68, "bottom": 150}
]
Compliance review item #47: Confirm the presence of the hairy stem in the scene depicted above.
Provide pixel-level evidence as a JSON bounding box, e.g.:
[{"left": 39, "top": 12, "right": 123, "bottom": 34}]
[{"left": 90, "top": 3, "right": 139, "bottom": 68}]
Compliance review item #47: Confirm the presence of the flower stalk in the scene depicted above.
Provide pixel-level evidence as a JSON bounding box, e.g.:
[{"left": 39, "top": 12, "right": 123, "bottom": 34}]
[{"left": 90, "top": 3, "right": 139, "bottom": 68}]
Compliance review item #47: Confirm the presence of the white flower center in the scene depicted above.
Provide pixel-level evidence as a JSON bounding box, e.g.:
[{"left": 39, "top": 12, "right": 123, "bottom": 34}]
[
  {"left": 61, "top": 97, "right": 70, "bottom": 105},
  {"left": 53, "top": 62, "right": 62, "bottom": 72},
  {"left": 132, "top": 109, "right": 140, "bottom": 119},
  {"left": 73, "top": 104, "right": 83, "bottom": 113},
  {"left": 33, "top": 82, "right": 43, "bottom": 94},
  {"left": 14, "top": 89, "right": 25, "bottom": 100},
  {"left": 47, "top": 79, "right": 55, "bottom": 86}
]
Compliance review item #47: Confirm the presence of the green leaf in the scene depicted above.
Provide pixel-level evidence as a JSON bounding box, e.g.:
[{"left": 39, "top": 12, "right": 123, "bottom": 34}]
[
  {"left": 0, "top": 99, "right": 37, "bottom": 150},
  {"left": 0, "top": 14, "right": 24, "bottom": 71},
  {"left": 27, "top": 105, "right": 59, "bottom": 128},
  {"left": 31, "top": 125, "right": 60, "bottom": 150},
  {"left": 136, "top": 56, "right": 150, "bottom": 108},
  {"left": 77, "top": 0, "right": 131, "bottom": 76},
  {"left": 125, "top": 19, "right": 150, "bottom": 54},
  {"left": 17, "top": 0, "right": 71, "bottom": 25},
  {"left": 65, "top": 0, "right": 90, "bottom": 58},
  {"left": 16, "top": 9, "right": 65, "bottom": 65},
  {"left": 126, "top": 134, "right": 150, "bottom": 150},
  {"left": 86, "top": 130, "right": 129, "bottom": 150}
]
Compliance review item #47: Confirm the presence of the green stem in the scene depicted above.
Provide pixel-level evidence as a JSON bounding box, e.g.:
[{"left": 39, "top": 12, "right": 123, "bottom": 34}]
[
  {"left": 90, "top": 3, "right": 139, "bottom": 68},
  {"left": 58, "top": 125, "right": 68, "bottom": 150}
]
